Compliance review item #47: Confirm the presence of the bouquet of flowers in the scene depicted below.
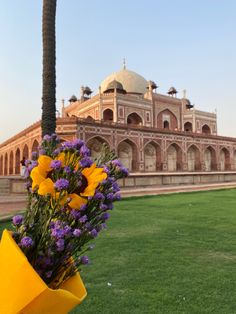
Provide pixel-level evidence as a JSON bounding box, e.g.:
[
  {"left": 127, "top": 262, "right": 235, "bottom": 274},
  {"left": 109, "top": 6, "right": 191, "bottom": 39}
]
[{"left": 0, "top": 134, "right": 128, "bottom": 313}]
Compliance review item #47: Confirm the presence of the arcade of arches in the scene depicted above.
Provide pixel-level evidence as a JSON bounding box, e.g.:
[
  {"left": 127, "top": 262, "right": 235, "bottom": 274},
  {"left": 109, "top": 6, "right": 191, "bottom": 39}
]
[{"left": 1, "top": 135, "right": 235, "bottom": 175}]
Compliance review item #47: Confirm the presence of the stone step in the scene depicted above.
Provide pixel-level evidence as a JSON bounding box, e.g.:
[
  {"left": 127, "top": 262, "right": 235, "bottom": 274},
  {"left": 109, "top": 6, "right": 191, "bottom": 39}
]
[{"left": 0, "top": 179, "right": 11, "bottom": 195}]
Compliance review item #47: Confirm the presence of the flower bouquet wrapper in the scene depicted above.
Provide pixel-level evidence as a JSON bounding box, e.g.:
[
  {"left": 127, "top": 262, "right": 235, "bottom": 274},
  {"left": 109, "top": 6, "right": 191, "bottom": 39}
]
[{"left": 0, "top": 230, "right": 87, "bottom": 314}]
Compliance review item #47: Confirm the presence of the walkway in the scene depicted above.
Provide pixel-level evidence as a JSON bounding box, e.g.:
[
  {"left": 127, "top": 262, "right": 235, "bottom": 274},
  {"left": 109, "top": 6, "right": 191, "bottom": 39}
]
[{"left": 0, "top": 181, "right": 236, "bottom": 221}]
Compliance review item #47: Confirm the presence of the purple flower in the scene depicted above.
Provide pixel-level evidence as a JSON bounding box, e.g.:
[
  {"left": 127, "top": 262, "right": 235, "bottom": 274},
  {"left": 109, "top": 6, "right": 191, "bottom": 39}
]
[
  {"left": 72, "top": 139, "right": 84, "bottom": 149},
  {"left": 106, "top": 193, "right": 114, "bottom": 201},
  {"left": 63, "top": 166, "right": 72, "bottom": 174},
  {"left": 100, "top": 203, "right": 108, "bottom": 211},
  {"left": 80, "top": 204, "right": 87, "bottom": 211},
  {"left": 73, "top": 228, "right": 81, "bottom": 237},
  {"left": 112, "top": 159, "right": 122, "bottom": 167},
  {"left": 12, "top": 215, "right": 23, "bottom": 226},
  {"left": 51, "top": 228, "right": 65, "bottom": 239},
  {"left": 81, "top": 255, "right": 89, "bottom": 265},
  {"left": 56, "top": 239, "right": 65, "bottom": 251},
  {"left": 84, "top": 222, "right": 92, "bottom": 231},
  {"left": 20, "top": 236, "right": 34, "bottom": 248},
  {"left": 94, "top": 192, "right": 105, "bottom": 201},
  {"left": 53, "top": 148, "right": 61, "bottom": 156},
  {"left": 54, "top": 178, "right": 69, "bottom": 191},
  {"left": 120, "top": 166, "right": 129, "bottom": 177},
  {"left": 70, "top": 209, "right": 81, "bottom": 220},
  {"left": 79, "top": 158, "right": 93, "bottom": 168},
  {"left": 101, "top": 212, "right": 110, "bottom": 221},
  {"left": 50, "top": 160, "right": 62, "bottom": 170},
  {"left": 62, "top": 141, "right": 74, "bottom": 149},
  {"left": 112, "top": 182, "right": 120, "bottom": 193},
  {"left": 43, "top": 134, "right": 52, "bottom": 142},
  {"left": 80, "top": 145, "right": 90, "bottom": 157},
  {"left": 79, "top": 215, "right": 88, "bottom": 223},
  {"left": 31, "top": 151, "right": 38, "bottom": 160},
  {"left": 90, "top": 229, "right": 98, "bottom": 238},
  {"left": 114, "top": 192, "right": 121, "bottom": 201},
  {"left": 39, "top": 149, "right": 46, "bottom": 155},
  {"left": 63, "top": 225, "right": 72, "bottom": 235}
]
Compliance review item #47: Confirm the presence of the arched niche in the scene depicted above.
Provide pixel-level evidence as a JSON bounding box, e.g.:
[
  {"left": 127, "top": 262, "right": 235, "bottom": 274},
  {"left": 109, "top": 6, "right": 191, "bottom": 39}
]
[
  {"left": 86, "top": 136, "right": 110, "bottom": 160},
  {"left": 144, "top": 142, "right": 161, "bottom": 172},
  {"left": 127, "top": 113, "right": 143, "bottom": 126},
  {"left": 187, "top": 145, "right": 200, "bottom": 171},
  {"left": 117, "top": 139, "right": 138, "bottom": 171},
  {"left": 103, "top": 109, "right": 113, "bottom": 121},
  {"left": 204, "top": 146, "right": 216, "bottom": 171},
  {"left": 202, "top": 124, "right": 211, "bottom": 135},
  {"left": 184, "top": 122, "right": 193, "bottom": 132},
  {"left": 157, "top": 109, "right": 178, "bottom": 131},
  {"left": 167, "top": 143, "right": 182, "bottom": 171}
]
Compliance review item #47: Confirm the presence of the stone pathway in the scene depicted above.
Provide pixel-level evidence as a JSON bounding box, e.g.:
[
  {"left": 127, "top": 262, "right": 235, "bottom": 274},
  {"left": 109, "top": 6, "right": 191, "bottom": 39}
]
[{"left": 0, "top": 181, "right": 235, "bottom": 221}]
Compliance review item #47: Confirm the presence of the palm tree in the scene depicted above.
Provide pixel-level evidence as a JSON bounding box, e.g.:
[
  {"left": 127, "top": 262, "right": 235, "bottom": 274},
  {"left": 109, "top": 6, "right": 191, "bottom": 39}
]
[{"left": 41, "top": 0, "right": 57, "bottom": 137}]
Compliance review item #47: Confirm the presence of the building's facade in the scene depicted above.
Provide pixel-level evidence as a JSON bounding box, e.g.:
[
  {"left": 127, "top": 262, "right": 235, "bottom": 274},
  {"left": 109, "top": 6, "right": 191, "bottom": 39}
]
[{"left": 0, "top": 66, "right": 236, "bottom": 176}]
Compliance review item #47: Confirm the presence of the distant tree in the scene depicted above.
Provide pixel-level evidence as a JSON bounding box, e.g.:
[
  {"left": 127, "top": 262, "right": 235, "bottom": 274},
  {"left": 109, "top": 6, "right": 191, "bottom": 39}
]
[{"left": 41, "top": 0, "right": 57, "bottom": 137}]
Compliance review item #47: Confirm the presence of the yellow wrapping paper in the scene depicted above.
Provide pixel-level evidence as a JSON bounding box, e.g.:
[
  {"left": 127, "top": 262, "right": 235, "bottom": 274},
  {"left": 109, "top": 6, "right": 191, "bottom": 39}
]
[{"left": 0, "top": 229, "right": 87, "bottom": 314}]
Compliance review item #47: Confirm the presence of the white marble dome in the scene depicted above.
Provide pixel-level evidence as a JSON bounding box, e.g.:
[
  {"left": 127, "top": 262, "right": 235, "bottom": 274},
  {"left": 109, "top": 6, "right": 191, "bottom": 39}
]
[{"left": 100, "top": 68, "right": 148, "bottom": 94}]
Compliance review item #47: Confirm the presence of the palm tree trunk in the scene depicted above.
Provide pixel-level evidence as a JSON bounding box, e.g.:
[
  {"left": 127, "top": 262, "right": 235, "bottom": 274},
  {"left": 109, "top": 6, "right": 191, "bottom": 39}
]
[{"left": 41, "top": 0, "right": 57, "bottom": 137}]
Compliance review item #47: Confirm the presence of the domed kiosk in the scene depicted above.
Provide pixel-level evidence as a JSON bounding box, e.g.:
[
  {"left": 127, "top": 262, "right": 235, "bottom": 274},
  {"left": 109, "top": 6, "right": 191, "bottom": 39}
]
[{"left": 101, "top": 68, "right": 148, "bottom": 95}]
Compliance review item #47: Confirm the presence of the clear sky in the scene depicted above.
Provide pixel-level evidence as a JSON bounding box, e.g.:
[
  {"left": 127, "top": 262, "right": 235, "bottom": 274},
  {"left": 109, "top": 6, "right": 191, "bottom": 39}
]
[{"left": 0, "top": 0, "right": 236, "bottom": 143}]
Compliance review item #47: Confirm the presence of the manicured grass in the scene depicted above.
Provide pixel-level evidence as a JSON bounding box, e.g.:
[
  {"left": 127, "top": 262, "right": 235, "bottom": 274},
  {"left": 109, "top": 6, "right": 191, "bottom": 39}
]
[{"left": 1, "top": 189, "right": 236, "bottom": 313}]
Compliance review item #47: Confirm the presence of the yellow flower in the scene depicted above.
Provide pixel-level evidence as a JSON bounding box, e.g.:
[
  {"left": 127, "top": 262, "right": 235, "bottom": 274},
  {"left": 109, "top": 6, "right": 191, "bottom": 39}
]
[
  {"left": 68, "top": 193, "right": 87, "bottom": 209},
  {"left": 31, "top": 155, "right": 53, "bottom": 191},
  {"left": 80, "top": 163, "right": 107, "bottom": 197}
]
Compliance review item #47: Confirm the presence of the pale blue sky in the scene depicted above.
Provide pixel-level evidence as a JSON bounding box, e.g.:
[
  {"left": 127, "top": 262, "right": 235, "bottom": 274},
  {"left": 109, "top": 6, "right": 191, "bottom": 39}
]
[{"left": 0, "top": 0, "right": 236, "bottom": 143}]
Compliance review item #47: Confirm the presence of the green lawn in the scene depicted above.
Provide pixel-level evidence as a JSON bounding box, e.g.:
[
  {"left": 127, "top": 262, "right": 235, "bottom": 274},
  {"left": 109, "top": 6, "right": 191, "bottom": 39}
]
[{"left": 1, "top": 189, "right": 236, "bottom": 314}]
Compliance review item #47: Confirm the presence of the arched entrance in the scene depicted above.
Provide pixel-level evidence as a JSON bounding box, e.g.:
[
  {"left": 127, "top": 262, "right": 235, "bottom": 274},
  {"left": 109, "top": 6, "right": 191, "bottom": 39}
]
[
  {"left": 87, "top": 137, "right": 110, "bottom": 160},
  {"left": 15, "top": 148, "right": 20, "bottom": 174},
  {"left": 22, "top": 144, "right": 29, "bottom": 160},
  {"left": 32, "top": 139, "right": 39, "bottom": 153},
  {"left": 117, "top": 140, "right": 138, "bottom": 171},
  {"left": 167, "top": 143, "right": 182, "bottom": 171},
  {"left": 0, "top": 156, "right": 3, "bottom": 175},
  {"left": 144, "top": 142, "right": 161, "bottom": 172},
  {"left": 4, "top": 153, "right": 8, "bottom": 175},
  {"left": 127, "top": 113, "right": 143, "bottom": 126},
  {"left": 103, "top": 109, "right": 113, "bottom": 121},
  {"left": 204, "top": 147, "right": 216, "bottom": 171},
  {"left": 234, "top": 151, "right": 236, "bottom": 170},
  {"left": 9, "top": 151, "right": 14, "bottom": 175},
  {"left": 219, "top": 148, "right": 230, "bottom": 171},
  {"left": 187, "top": 145, "right": 200, "bottom": 171}
]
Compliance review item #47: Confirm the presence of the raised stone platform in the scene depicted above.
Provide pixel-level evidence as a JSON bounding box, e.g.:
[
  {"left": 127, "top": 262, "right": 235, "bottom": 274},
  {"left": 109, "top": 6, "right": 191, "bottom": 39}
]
[{"left": 1, "top": 171, "right": 236, "bottom": 195}]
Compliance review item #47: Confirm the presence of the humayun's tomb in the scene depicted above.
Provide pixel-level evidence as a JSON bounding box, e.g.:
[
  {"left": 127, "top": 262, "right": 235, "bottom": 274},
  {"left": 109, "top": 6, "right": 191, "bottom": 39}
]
[{"left": 1, "top": 65, "right": 236, "bottom": 191}]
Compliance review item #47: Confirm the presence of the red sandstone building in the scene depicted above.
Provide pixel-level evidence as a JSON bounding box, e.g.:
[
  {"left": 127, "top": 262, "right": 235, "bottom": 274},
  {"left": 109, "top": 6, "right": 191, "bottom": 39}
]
[{"left": 0, "top": 66, "right": 236, "bottom": 178}]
